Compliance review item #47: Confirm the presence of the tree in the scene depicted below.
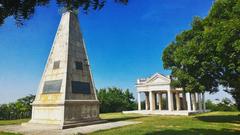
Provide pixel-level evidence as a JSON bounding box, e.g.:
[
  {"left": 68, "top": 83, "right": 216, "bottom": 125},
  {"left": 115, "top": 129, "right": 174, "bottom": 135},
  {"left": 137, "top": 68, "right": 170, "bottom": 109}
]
[
  {"left": 16, "top": 94, "right": 35, "bottom": 118},
  {"left": 0, "top": 0, "right": 128, "bottom": 26},
  {"left": 123, "top": 89, "right": 136, "bottom": 110},
  {"left": 97, "top": 87, "right": 136, "bottom": 113},
  {"left": 206, "top": 0, "right": 240, "bottom": 110},
  {"left": 206, "top": 98, "right": 237, "bottom": 112},
  {"left": 0, "top": 104, "right": 10, "bottom": 120},
  {"left": 162, "top": 0, "right": 240, "bottom": 109},
  {"left": 163, "top": 20, "right": 219, "bottom": 94},
  {"left": 0, "top": 94, "right": 35, "bottom": 120}
]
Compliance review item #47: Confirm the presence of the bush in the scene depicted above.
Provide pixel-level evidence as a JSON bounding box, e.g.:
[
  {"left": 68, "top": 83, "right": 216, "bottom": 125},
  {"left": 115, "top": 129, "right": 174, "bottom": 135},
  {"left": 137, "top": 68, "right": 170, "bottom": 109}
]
[
  {"left": 0, "top": 94, "right": 35, "bottom": 120},
  {"left": 206, "top": 98, "right": 238, "bottom": 112}
]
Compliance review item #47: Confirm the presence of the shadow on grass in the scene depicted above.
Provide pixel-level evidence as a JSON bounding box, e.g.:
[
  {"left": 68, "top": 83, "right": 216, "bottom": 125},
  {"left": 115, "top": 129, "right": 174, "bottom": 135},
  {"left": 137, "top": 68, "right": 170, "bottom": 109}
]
[
  {"left": 195, "top": 115, "right": 240, "bottom": 124},
  {"left": 145, "top": 128, "right": 240, "bottom": 135}
]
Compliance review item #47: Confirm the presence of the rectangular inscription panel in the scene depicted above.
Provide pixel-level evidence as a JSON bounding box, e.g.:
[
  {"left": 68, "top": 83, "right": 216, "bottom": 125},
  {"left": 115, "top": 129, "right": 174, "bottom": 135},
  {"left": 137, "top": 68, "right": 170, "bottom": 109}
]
[
  {"left": 53, "top": 61, "right": 60, "bottom": 69},
  {"left": 43, "top": 80, "right": 62, "bottom": 94},
  {"left": 75, "top": 61, "right": 83, "bottom": 70},
  {"left": 72, "top": 81, "right": 91, "bottom": 94}
]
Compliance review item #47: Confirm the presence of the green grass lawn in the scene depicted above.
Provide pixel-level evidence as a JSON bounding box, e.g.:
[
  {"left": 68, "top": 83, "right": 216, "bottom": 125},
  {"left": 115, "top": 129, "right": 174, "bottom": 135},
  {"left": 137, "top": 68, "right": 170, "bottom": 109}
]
[
  {"left": 0, "top": 133, "right": 21, "bottom": 135},
  {"left": 0, "top": 112, "right": 239, "bottom": 135},
  {"left": 0, "top": 119, "right": 29, "bottom": 135},
  {"left": 0, "top": 119, "right": 29, "bottom": 126},
  {"left": 89, "top": 111, "right": 240, "bottom": 135}
]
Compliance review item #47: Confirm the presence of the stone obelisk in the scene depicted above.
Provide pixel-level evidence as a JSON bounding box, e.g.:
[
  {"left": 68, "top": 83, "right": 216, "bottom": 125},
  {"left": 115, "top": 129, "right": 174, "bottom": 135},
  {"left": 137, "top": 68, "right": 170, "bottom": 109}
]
[{"left": 29, "top": 11, "right": 100, "bottom": 129}]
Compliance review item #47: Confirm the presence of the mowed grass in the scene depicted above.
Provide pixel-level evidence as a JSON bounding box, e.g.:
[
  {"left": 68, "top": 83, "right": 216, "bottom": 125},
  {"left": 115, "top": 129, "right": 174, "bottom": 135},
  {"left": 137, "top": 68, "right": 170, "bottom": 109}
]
[
  {"left": 0, "top": 119, "right": 29, "bottom": 135},
  {"left": 0, "top": 112, "right": 239, "bottom": 135},
  {"left": 89, "top": 111, "right": 240, "bottom": 135},
  {"left": 0, "top": 119, "right": 29, "bottom": 126},
  {"left": 0, "top": 132, "right": 21, "bottom": 135}
]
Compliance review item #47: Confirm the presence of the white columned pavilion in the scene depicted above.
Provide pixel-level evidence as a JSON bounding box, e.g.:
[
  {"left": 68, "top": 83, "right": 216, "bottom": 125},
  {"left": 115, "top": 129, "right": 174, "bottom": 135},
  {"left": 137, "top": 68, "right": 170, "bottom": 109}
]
[{"left": 125, "top": 73, "right": 207, "bottom": 116}]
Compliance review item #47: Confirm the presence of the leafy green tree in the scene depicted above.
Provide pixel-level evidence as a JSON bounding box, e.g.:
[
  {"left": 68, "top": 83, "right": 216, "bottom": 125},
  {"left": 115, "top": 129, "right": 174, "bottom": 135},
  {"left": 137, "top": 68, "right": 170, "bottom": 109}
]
[
  {"left": 201, "top": 0, "right": 240, "bottom": 109},
  {"left": 162, "top": 0, "right": 240, "bottom": 110},
  {"left": 16, "top": 94, "right": 35, "bottom": 118},
  {"left": 0, "top": 104, "right": 10, "bottom": 120},
  {"left": 124, "top": 89, "right": 136, "bottom": 110},
  {"left": 163, "top": 17, "right": 219, "bottom": 94},
  {"left": 206, "top": 98, "right": 237, "bottom": 112},
  {"left": 0, "top": 0, "right": 128, "bottom": 26},
  {"left": 0, "top": 94, "right": 35, "bottom": 120},
  {"left": 97, "top": 87, "right": 136, "bottom": 113},
  {"left": 217, "top": 98, "right": 238, "bottom": 111}
]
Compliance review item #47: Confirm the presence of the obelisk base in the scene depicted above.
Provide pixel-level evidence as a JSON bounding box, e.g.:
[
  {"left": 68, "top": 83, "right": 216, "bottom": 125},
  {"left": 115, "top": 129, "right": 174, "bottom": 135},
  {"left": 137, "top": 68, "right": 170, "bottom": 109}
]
[{"left": 27, "top": 100, "right": 101, "bottom": 129}]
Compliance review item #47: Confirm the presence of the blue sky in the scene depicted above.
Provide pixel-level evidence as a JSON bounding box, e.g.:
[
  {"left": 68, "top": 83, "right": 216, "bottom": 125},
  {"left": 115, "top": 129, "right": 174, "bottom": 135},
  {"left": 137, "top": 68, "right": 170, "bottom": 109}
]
[{"left": 0, "top": 0, "right": 231, "bottom": 103}]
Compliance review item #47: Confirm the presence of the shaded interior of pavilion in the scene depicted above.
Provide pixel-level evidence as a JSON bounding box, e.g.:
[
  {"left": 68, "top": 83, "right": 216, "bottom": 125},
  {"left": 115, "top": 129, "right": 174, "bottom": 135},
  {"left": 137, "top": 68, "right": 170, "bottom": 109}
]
[{"left": 138, "top": 90, "right": 206, "bottom": 112}]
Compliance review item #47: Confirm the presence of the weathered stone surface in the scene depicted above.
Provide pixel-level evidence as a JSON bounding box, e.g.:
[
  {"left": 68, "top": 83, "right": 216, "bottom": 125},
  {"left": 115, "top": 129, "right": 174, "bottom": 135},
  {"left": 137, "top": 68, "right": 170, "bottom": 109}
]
[{"left": 30, "top": 11, "right": 99, "bottom": 128}]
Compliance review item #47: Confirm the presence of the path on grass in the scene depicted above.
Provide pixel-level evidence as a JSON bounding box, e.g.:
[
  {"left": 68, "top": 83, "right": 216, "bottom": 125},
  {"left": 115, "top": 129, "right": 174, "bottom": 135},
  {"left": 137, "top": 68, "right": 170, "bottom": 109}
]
[{"left": 0, "top": 121, "right": 141, "bottom": 135}]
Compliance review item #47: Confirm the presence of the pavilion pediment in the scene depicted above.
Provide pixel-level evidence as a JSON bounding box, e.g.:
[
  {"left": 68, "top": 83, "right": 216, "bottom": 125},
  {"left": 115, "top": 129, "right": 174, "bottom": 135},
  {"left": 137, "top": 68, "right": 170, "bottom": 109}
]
[{"left": 145, "top": 73, "right": 170, "bottom": 84}]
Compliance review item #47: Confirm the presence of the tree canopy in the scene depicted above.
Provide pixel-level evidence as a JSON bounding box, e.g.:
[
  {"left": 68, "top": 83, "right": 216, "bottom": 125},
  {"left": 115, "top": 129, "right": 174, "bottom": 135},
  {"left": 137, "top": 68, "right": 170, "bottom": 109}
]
[
  {"left": 162, "top": 0, "right": 240, "bottom": 109},
  {"left": 0, "top": 94, "right": 35, "bottom": 120},
  {"left": 97, "top": 87, "right": 136, "bottom": 113},
  {"left": 0, "top": 87, "right": 136, "bottom": 120},
  {"left": 206, "top": 98, "right": 238, "bottom": 112},
  {"left": 0, "top": 0, "right": 128, "bottom": 26}
]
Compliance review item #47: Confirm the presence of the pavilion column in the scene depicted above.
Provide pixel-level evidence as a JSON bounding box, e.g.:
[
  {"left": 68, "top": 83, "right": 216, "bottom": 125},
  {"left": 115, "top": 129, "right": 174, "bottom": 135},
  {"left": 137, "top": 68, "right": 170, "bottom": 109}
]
[
  {"left": 149, "top": 91, "right": 153, "bottom": 111},
  {"left": 138, "top": 92, "right": 141, "bottom": 110},
  {"left": 198, "top": 93, "right": 202, "bottom": 111},
  {"left": 157, "top": 93, "right": 162, "bottom": 111},
  {"left": 166, "top": 92, "right": 168, "bottom": 110},
  {"left": 186, "top": 92, "right": 191, "bottom": 111},
  {"left": 145, "top": 92, "right": 149, "bottom": 110},
  {"left": 152, "top": 92, "right": 156, "bottom": 110},
  {"left": 167, "top": 90, "right": 174, "bottom": 111},
  {"left": 149, "top": 91, "right": 155, "bottom": 111},
  {"left": 182, "top": 92, "right": 187, "bottom": 110},
  {"left": 202, "top": 92, "right": 206, "bottom": 112},
  {"left": 191, "top": 93, "right": 197, "bottom": 111},
  {"left": 175, "top": 92, "right": 181, "bottom": 111}
]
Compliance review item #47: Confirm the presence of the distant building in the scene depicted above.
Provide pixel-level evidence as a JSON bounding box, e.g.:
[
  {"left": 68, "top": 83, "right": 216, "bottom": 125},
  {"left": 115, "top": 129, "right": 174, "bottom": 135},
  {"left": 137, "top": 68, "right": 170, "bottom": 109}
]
[{"left": 124, "top": 73, "right": 206, "bottom": 115}]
